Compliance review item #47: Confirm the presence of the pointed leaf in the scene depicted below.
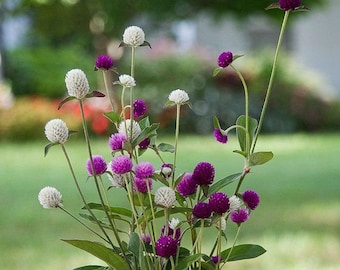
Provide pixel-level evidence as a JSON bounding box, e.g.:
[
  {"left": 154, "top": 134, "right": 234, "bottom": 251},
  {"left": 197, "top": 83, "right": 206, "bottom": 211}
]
[
  {"left": 236, "top": 115, "right": 258, "bottom": 153},
  {"left": 249, "top": 152, "right": 274, "bottom": 166},
  {"left": 58, "top": 96, "right": 76, "bottom": 110},
  {"left": 44, "top": 143, "right": 58, "bottom": 157},
  {"left": 83, "top": 203, "right": 133, "bottom": 217},
  {"left": 265, "top": 3, "right": 280, "bottom": 10},
  {"left": 132, "top": 123, "right": 159, "bottom": 147},
  {"left": 157, "top": 143, "right": 175, "bottom": 153},
  {"left": 213, "top": 67, "right": 222, "bottom": 77},
  {"left": 86, "top": 91, "right": 105, "bottom": 98},
  {"left": 104, "top": 111, "right": 121, "bottom": 125},
  {"left": 203, "top": 173, "right": 242, "bottom": 198},
  {"left": 213, "top": 116, "right": 221, "bottom": 129},
  {"left": 74, "top": 266, "right": 109, "bottom": 270},
  {"left": 176, "top": 254, "right": 202, "bottom": 270},
  {"left": 164, "top": 100, "right": 175, "bottom": 107},
  {"left": 141, "top": 40, "right": 152, "bottom": 48},
  {"left": 128, "top": 232, "right": 141, "bottom": 259},
  {"left": 232, "top": 54, "right": 244, "bottom": 61},
  {"left": 221, "top": 244, "right": 266, "bottom": 262},
  {"left": 62, "top": 239, "right": 130, "bottom": 270}
]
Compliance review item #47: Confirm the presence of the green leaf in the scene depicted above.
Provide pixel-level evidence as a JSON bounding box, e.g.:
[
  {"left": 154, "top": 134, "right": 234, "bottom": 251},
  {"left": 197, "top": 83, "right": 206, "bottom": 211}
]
[
  {"left": 44, "top": 142, "right": 58, "bottom": 156},
  {"left": 83, "top": 203, "right": 133, "bottom": 217},
  {"left": 232, "top": 54, "right": 244, "bottom": 62},
  {"left": 213, "top": 67, "right": 222, "bottom": 77},
  {"left": 249, "top": 151, "right": 274, "bottom": 166},
  {"left": 62, "top": 239, "right": 130, "bottom": 270},
  {"left": 176, "top": 254, "right": 202, "bottom": 270},
  {"left": 74, "top": 266, "right": 109, "bottom": 270},
  {"left": 157, "top": 143, "right": 175, "bottom": 153},
  {"left": 221, "top": 244, "right": 266, "bottom": 262},
  {"left": 203, "top": 173, "right": 242, "bottom": 198},
  {"left": 141, "top": 40, "right": 152, "bottom": 48},
  {"left": 164, "top": 100, "right": 175, "bottom": 107},
  {"left": 132, "top": 123, "right": 159, "bottom": 147},
  {"left": 86, "top": 91, "right": 105, "bottom": 98},
  {"left": 236, "top": 115, "right": 258, "bottom": 153},
  {"left": 128, "top": 232, "right": 140, "bottom": 259},
  {"left": 104, "top": 111, "right": 121, "bottom": 125},
  {"left": 213, "top": 115, "right": 221, "bottom": 129},
  {"left": 58, "top": 95, "right": 76, "bottom": 110}
]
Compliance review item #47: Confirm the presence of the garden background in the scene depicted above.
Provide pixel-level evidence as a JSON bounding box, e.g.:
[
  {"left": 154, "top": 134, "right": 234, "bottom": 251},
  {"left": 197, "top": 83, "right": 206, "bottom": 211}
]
[{"left": 0, "top": 0, "right": 339, "bottom": 269}]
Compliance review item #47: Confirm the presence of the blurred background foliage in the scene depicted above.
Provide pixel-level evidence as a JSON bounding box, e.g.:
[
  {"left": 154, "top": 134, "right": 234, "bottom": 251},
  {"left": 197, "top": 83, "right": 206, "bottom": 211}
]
[{"left": 1, "top": 0, "right": 337, "bottom": 141}]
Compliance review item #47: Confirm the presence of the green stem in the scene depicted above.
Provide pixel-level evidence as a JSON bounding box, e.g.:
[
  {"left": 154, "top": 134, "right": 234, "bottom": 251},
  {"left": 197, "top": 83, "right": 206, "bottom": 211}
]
[
  {"left": 215, "top": 218, "right": 222, "bottom": 270},
  {"left": 224, "top": 225, "right": 242, "bottom": 264},
  {"left": 172, "top": 104, "right": 181, "bottom": 188},
  {"left": 251, "top": 11, "right": 291, "bottom": 153},
  {"left": 102, "top": 70, "right": 115, "bottom": 112}
]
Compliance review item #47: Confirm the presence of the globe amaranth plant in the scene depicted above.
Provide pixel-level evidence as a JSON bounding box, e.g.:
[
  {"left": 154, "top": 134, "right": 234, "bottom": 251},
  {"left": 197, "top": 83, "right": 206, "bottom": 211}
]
[{"left": 39, "top": 2, "right": 308, "bottom": 270}]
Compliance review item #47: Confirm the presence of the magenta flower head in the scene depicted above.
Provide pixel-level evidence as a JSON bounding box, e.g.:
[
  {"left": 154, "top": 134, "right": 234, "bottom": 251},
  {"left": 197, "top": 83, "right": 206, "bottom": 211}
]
[
  {"left": 214, "top": 128, "right": 228, "bottom": 144},
  {"left": 230, "top": 208, "right": 249, "bottom": 224},
  {"left": 110, "top": 155, "right": 133, "bottom": 174},
  {"left": 177, "top": 173, "right": 197, "bottom": 197},
  {"left": 209, "top": 192, "right": 230, "bottom": 215},
  {"left": 217, "top": 51, "right": 233, "bottom": 68},
  {"left": 138, "top": 138, "right": 150, "bottom": 149},
  {"left": 211, "top": 255, "right": 221, "bottom": 264},
  {"left": 192, "top": 162, "right": 215, "bottom": 186},
  {"left": 279, "top": 0, "right": 302, "bottom": 11},
  {"left": 155, "top": 236, "right": 178, "bottom": 258},
  {"left": 133, "top": 99, "right": 147, "bottom": 118},
  {"left": 242, "top": 190, "right": 260, "bottom": 210},
  {"left": 95, "top": 55, "right": 114, "bottom": 70},
  {"left": 86, "top": 155, "right": 107, "bottom": 176},
  {"left": 134, "top": 177, "right": 152, "bottom": 193},
  {"left": 161, "top": 225, "right": 181, "bottom": 244},
  {"left": 109, "top": 133, "right": 127, "bottom": 151},
  {"left": 192, "top": 202, "right": 212, "bottom": 219},
  {"left": 141, "top": 233, "right": 151, "bottom": 244},
  {"left": 135, "top": 161, "right": 155, "bottom": 178}
]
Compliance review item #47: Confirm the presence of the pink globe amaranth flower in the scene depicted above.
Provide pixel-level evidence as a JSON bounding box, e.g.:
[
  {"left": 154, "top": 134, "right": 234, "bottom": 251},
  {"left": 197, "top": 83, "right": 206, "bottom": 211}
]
[
  {"left": 95, "top": 55, "right": 114, "bottom": 70},
  {"left": 209, "top": 192, "right": 230, "bottom": 215},
  {"left": 135, "top": 161, "right": 155, "bottom": 178},
  {"left": 109, "top": 133, "right": 127, "bottom": 151},
  {"left": 177, "top": 173, "right": 197, "bottom": 197},
  {"left": 214, "top": 128, "right": 228, "bottom": 144},
  {"left": 86, "top": 155, "right": 107, "bottom": 176},
  {"left": 192, "top": 162, "right": 215, "bottom": 186},
  {"left": 138, "top": 137, "right": 150, "bottom": 149},
  {"left": 242, "top": 190, "right": 260, "bottom": 210},
  {"left": 192, "top": 202, "right": 212, "bottom": 219},
  {"left": 217, "top": 51, "right": 233, "bottom": 68},
  {"left": 134, "top": 177, "right": 153, "bottom": 193},
  {"left": 279, "top": 0, "right": 302, "bottom": 11},
  {"left": 133, "top": 99, "right": 147, "bottom": 118},
  {"left": 111, "top": 155, "right": 133, "bottom": 174},
  {"left": 230, "top": 208, "right": 249, "bottom": 224},
  {"left": 155, "top": 236, "right": 178, "bottom": 258}
]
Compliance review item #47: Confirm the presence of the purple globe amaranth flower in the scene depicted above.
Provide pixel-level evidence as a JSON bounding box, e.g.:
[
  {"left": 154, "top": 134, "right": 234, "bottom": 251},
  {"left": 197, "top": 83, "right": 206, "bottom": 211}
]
[
  {"left": 192, "top": 162, "right": 215, "bottom": 186},
  {"left": 192, "top": 202, "right": 212, "bottom": 219},
  {"left": 230, "top": 208, "right": 249, "bottom": 224},
  {"left": 177, "top": 173, "right": 197, "bottom": 197},
  {"left": 217, "top": 51, "right": 233, "bottom": 68},
  {"left": 138, "top": 137, "right": 150, "bottom": 149},
  {"left": 242, "top": 190, "right": 260, "bottom": 210},
  {"left": 214, "top": 128, "right": 228, "bottom": 144},
  {"left": 133, "top": 99, "right": 147, "bottom": 118},
  {"left": 155, "top": 236, "right": 178, "bottom": 258},
  {"left": 111, "top": 155, "right": 133, "bottom": 174},
  {"left": 141, "top": 233, "right": 151, "bottom": 244},
  {"left": 134, "top": 177, "right": 152, "bottom": 193},
  {"left": 211, "top": 255, "right": 221, "bottom": 264},
  {"left": 209, "top": 192, "right": 230, "bottom": 215},
  {"left": 86, "top": 155, "right": 107, "bottom": 176},
  {"left": 109, "top": 133, "right": 127, "bottom": 151},
  {"left": 95, "top": 55, "right": 114, "bottom": 70},
  {"left": 161, "top": 225, "right": 181, "bottom": 244},
  {"left": 279, "top": 0, "right": 302, "bottom": 11},
  {"left": 135, "top": 161, "right": 155, "bottom": 178}
]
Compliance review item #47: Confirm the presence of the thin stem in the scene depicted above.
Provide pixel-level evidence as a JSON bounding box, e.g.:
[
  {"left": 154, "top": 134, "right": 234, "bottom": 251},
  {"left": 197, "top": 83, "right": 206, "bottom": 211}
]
[
  {"left": 102, "top": 70, "right": 116, "bottom": 112},
  {"left": 215, "top": 218, "right": 222, "bottom": 270},
  {"left": 251, "top": 11, "right": 291, "bottom": 153},
  {"left": 224, "top": 225, "right": 242, "bottom": 263},
  {"left": 172, "top": 104, "right": 181, "bottom": 188}
]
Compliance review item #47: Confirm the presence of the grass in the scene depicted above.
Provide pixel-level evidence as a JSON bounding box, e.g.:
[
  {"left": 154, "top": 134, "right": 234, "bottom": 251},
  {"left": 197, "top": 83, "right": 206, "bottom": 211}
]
[{"left": 0, "top": 133, "right": 339, "bottom": 270}]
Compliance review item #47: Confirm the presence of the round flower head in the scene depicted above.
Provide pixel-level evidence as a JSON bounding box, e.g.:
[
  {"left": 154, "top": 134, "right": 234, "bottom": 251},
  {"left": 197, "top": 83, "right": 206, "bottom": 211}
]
[
  {"left": 279, "top": 0, "right": 302, "bottom": 11},
  {"left": 192, "top": 202, "right": 212, "bottom": 219},
  {"left": 161, "top": 224, "right": 181, "bottom": 244},
  {"left": 86, "top": 155, "right": 107, "bottom": 176},
  {"left": 133, "top": 99, "right": 147, "bottom": 118},
  {"left": 45, "top": 119, "right": 69, "bottom": 144},
  {"left": 109, "top": 133, "right": 127, "bottom": 151},
  {"left": 192, "top": 162, "right": 215, "bottom": 186},
  {"left": 135, "top": 161, "right": 155, "bottom": 179},
  {"left": 118, "top": 119, "right": 141, "bottom": 141},
  {"left": 155, "top": 236, "right": 178, "bottom": 258},
  {"left": 211, "top": 255, "right": 221, "bottom": 264},
  {"left": 95, "top": 55, "right": 114, "bottom": 70},
  {"left": 119, "top": 74, "right": 136, "bottom": 88},
  {"left": 134, "top": 177, "right": 153, "bottom": 193},
  {"left": 214, "top": 128, "right": 228, "bottom": 144},
  {"left": 161, "top": 163, "right": 172, "bottom": 178},
  {"left": 65, "top": 69, "right": 90, "bottom": 99},
  {"left": 169, "top": 217, "right": 180, "bottom": 230},
  {"left": 141, "top": 233, "right": 151, "bottom": 244},
  {"left": 138, "top": 137, "right": 150, "bottom": 149},
  {"left": 216, "top": 216, "right": 226, "bottom": 231},
  {"left": 217, "top": 51, "right": 233, "bottom": 68},
  {"left": 168, "top": 89, "right": 189, "bottom": 105},
  {"left": 177, "top": 173, "right": 197, "bottom": 197},
  {"left": 230, "top": 208, "right": 249, "bottom": 224},
  {"left": 209, "top": 192, "right": 230, "bottom": 215},
  {"left": 111, "top": 155, "right": 133, "bottom": 174},
  {"left": 123, "top": 26, "right": 145, "bottom": 47},
  {"left": 229, "top": 195, "right": 242, "bottom": 212},
  {"left": 154, "top": 187, "right": 176, "bottom": 208},
  {"left": 38, "top": 186, "right": 63, "bottom": 208},
  {"left": 107, "top": 162, "right": 126, "bottom": 188},
  {"left": 242, "top": 190, "right": 260, "bottom": 210}
]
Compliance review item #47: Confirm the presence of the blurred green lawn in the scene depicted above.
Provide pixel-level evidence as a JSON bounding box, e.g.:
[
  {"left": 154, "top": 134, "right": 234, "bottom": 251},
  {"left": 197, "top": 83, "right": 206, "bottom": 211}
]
[{"left": 0, "top": 133, "right": 339, "bottom": 270}]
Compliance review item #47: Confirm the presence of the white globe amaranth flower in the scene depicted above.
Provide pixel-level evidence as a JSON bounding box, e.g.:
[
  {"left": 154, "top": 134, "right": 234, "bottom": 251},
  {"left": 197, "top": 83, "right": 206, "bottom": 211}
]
[
  {"left": 107, "top": 161, "right": 125, "bottom": 188},
  {"left": 119, "top": 74, "right": 136, "bottom": 88},
  {"left": 154, "top": 186, "right": 176, "bottom": 208},
  {"left": 118, "top": 119, "right": 141, "bottom": 141},
  {"left": 169, "top": 217, "right": 180, "bottom": 230},
  {"left": 44, "top": 119, "right": 69, "bottom": 144},
  {"left": 123, "top": 26, "right": 145, "bottom": 47},
  {"left": 65, "top": 69, "right": 90, "bottom": 99},
  {"left": 168, "top": 89, "right": 189, "bottom": 105},
  {"left": 229, "top": 195, "right": 242, "bottom": 212},
  {"left": 38, "top": 186, "right": 63, "bottom": 208},
  {"left": 216, "top": 217, "right": 226, "bottom": 231}
]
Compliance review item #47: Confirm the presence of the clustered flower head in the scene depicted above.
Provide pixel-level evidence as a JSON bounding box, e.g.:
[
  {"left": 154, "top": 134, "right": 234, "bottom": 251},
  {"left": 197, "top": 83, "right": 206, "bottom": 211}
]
[
  {"left": 44, "top": 119, "right": 69, "bottom": 144},
  {"left": 177, "top": 173, "right": 197, "bottom": 197},
  {"left": 138, "top": 138, "right": 150, "bottom": 149},
  {"left": 118, "top": 120, "right": 141, "bottom": 141},
  {"left": 279, "top": 0, "right": 302, "bottom": 11},
  {"left": 111, "top": 155, "right": 133, "bottom": 174},
  {"left": 38, "top": 186, "right": 63, "bottom": 208},
  {"left": 86, "top": 155, "right": 107, "bottom": 176},
  {"left": 65, "top": 69, "right": 90, "bottom": 99},
  {"left": 209, "top": 192, "right": 230, "bottom": 215},
  {"left": 119, "top": 74, "right": 136, "bottom": 88},
  {"left": 242, "top": 190, "right": 260, "bottom": 210},
  {"left": 161, "top": 163, "right": 172, "bottom": 178},
  {"left": 95, "top": 55, "right": 114, "bottom": 70},
  {"left": 107, "top": 162, "right": 125, "bottom": 188},
  {"left": 214, "top": 128, "right": 228, "bottom": 144},
  {"left": 192, "top": 202, "right": 212, "bottom": 219},
  {"left": 154, "top": 187, "right": 176, "bottom": 208},
  {"left": 135, "top": 161, "right": 155, "bottom": 178},
  {"left": 123, "top": 26, "right": 146, "bottom": 47},
  {"left": 230, "top": 208, "right": 249, "bottom": 224},
  {"left": 134, "top": 177, "right": 153, "bottom": 193},
  {"left": 155, "top": 236, "right": 178, "bottom": 258},
  {"left": 168, "top": 89, "right": 189, "bottom": 105},
  {"left": 133, "top": 99, "right": 147, "bottom": 118},
  {"left": 109, "top": 133, "right": 127, "bottom": 151},
  {"left": 192, "top": 162, "right": 215, "bottom": 186},
  {"left": 217, "top": 51, "right": 233, "bottom": 68}
]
